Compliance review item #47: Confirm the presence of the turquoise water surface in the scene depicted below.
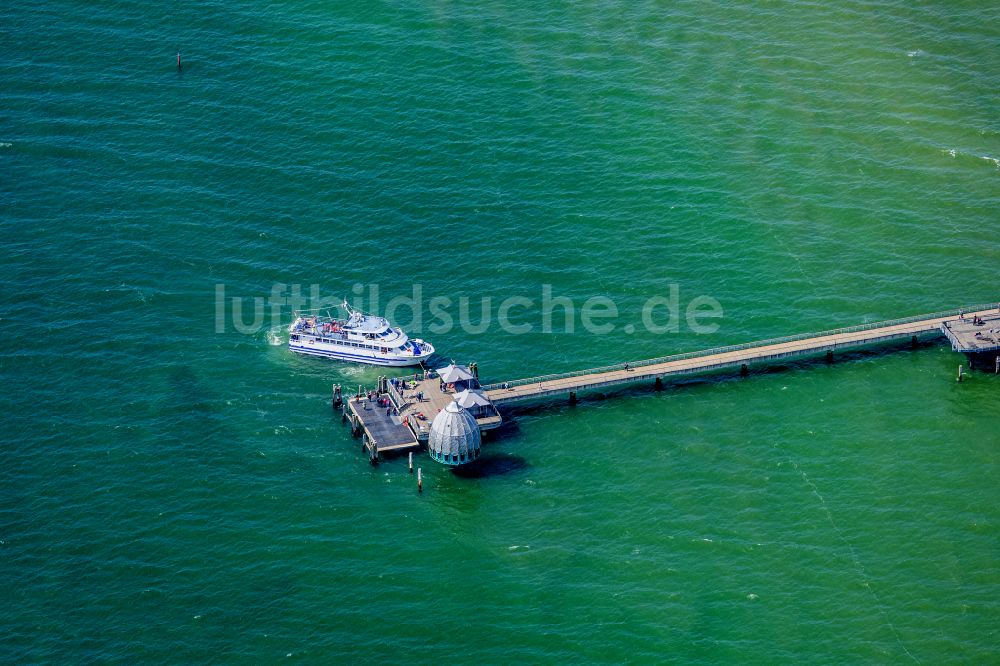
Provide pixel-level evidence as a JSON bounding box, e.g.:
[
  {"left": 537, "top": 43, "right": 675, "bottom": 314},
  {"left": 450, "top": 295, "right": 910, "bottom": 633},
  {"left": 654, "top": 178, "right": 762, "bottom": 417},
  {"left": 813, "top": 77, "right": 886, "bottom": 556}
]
[{"left": 2, "top": 1, "right": 999, "bottom": 662}]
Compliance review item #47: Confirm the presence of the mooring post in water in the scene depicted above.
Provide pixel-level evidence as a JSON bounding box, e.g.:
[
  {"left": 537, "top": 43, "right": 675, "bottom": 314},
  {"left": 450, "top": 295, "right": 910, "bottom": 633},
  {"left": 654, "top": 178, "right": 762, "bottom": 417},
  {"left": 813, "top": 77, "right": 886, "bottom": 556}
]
[
  {"left": 177, "top": 52, "right": 181, "bottom": 69},
  {"left": 995, "top": 355, "right": 999, "bottom": 374},
  {"left": 957, "top": 364, "right": 964, "bottom": 382},
  {"left": 417, "top": 468, "right": 422, "bottom": 493},
  {"left": 409, "top": 452, "right": 413, "bottom": 473}
]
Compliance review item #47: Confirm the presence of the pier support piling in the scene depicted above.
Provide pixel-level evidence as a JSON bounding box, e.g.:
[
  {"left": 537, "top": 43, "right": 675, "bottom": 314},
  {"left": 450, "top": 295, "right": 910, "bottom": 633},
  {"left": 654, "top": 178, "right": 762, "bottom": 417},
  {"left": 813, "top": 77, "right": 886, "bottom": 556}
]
[
  {"left": 825, "top": 350, "right": 834, "bottom": 364},
  {"left": 409, "top": 452, "right": 413, "bottom": 474},
  {"left": 995, "top": 355, "right": 999, "bottom": 374},
  {"left": 569, "top": 391, "right": 577, "bottom": 405},
  {"left": 740, "top": 364, "right": 749, "bottom": 377},
  {"left": 654, "top": 377, "right": 663, "bottom": 391},
  {"left": 911, "top": 335, "right": 919, "bottom": 349}
]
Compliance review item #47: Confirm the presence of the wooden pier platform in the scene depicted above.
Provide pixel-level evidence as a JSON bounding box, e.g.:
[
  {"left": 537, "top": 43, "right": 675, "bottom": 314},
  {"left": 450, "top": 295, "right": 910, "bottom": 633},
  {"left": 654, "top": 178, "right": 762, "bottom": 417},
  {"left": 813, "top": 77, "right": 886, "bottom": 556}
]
[
  {"left": 388, "top": 376, "right": 502, "bottom": 441},
  {"left": 346, "top": 395, "right": 419, "bottom": 461},
  {"left": 483, "top": 304, "right": 999, "bottom": 405},
  {"left": 942, "top": 312, "right": 1000, "bottom": 355},
  {"left": 342, "top": 368, "right": 504, "bottom": 463}
]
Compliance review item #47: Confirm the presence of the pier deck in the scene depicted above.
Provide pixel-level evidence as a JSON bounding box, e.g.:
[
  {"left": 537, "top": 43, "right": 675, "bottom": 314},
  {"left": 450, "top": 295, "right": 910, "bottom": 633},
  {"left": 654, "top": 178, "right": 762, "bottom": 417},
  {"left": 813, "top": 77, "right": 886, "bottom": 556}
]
[
  {"left": 347, "top": 396, "right": 418, "bottom": 457},
  {"left": 942, "top": 313, "right": 1000, "bottom": 354},
  {"left": 389, "top": 378, "right": 502, "bottom": 441},
  {"left": 484, "top": 305, "right": 999, "bottom": 404}
]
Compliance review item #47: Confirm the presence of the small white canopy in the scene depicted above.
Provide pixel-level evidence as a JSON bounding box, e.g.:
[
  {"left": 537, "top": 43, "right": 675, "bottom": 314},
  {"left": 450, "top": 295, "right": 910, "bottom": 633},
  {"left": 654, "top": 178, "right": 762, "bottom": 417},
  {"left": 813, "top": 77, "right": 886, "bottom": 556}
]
[
  {"left": 453, "top": 389, "right": 491, "bottom": 408},
  {"left": 437, "top": 364, "right": 474, "bottom": 383}
]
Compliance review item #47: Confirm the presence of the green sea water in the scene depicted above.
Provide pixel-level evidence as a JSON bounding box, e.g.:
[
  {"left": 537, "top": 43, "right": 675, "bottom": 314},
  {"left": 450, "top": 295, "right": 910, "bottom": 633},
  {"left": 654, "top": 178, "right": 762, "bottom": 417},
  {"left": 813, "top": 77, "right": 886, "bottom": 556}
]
[{"left": 3, "top": 1, "right": 999, "bottom": 662}]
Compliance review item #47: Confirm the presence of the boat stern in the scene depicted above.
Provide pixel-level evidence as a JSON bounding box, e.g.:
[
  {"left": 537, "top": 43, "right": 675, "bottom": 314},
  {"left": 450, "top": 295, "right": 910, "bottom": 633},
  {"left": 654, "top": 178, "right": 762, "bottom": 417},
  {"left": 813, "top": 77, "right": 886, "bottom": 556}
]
[{"left": 412, "top": 339, "right": 435, "bottom": 359}]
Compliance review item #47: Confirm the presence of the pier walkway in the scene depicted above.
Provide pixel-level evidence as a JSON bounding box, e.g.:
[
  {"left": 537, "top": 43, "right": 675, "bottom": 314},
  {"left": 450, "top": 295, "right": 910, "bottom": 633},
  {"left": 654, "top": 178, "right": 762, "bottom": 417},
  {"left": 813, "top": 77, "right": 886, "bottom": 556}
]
[{"left": 483, "top": 304, "right": 999, "bottom": 405}]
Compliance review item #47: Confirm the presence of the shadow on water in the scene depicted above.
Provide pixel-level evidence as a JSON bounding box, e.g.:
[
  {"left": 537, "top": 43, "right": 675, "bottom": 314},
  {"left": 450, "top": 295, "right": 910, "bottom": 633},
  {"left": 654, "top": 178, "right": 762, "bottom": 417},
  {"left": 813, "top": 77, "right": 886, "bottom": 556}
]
[
  {"left": 161, "top": 365, "right": 235, "bottom": 467},
  {"left": 488, "top": 418, "right": 523, "bottom": 440},
  {"left": 166, "top": 365, "right": 218, "bottom": 418},
  {"left": 451, "top": 454, "right": 529, "bottom": 479}
]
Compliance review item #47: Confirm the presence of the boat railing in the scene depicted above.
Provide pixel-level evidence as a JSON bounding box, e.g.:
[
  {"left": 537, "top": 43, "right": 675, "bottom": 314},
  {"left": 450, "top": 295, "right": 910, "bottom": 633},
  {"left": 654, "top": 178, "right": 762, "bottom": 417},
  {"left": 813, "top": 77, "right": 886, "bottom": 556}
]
[{"left": 294, "top": 313, "right": 350, "bottom": 325}]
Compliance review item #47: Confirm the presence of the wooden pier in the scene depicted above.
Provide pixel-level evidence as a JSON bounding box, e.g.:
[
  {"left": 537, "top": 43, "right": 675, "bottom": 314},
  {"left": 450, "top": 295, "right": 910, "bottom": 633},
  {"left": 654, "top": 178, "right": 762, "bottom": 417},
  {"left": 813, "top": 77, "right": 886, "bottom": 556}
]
[
  {"left": 345, "top": 390, "right": 419, "bottom": 463},
  {"left": 336, "top": 303, "right": 997, "bottom": 464},
  {"left": 482, "top": 304, "right": 1000, "bottom": 404},
  {"left": 942, "top": 313, "right": 1000, "bottom": 355},
  {"left": 389, "top": 375, "right": 502, "bottom": 441},
  {"left": 340, "top": 369, "right": 502, "bottom": 463}
]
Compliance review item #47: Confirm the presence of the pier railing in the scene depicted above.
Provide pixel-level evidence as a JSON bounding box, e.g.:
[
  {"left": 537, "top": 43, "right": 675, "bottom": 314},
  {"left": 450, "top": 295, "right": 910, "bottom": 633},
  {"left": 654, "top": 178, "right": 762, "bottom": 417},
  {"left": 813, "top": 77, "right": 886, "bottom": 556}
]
[
  {"left": 386, "top": 381, "right": 404, "bottom": 410},
  {"left": 481, "top": 303, "right": 998, "bottom": 390}
]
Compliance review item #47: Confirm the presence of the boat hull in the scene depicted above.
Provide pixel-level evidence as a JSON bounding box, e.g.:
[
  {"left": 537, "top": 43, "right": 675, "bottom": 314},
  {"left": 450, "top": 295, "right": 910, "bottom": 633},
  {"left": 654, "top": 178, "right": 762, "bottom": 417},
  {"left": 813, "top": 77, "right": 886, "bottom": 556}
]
[{"left": 289, "top": 343, "right": 432, "bottom": 367}]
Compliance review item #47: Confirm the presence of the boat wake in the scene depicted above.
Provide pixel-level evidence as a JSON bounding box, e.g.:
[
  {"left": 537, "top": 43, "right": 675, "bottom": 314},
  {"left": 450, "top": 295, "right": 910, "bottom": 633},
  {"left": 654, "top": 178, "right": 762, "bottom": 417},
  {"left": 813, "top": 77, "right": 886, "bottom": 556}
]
[
  {"left": 942, "top": 148, "right": 1000, "bottom": 169},
  {"left": 265, "top": 326, "right": 284, "bottom": 346}
]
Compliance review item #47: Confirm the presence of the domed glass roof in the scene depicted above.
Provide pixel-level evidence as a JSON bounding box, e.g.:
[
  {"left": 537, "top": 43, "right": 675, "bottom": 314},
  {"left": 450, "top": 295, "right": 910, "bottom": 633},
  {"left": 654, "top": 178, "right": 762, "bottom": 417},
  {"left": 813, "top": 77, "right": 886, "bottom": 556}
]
[{"left": 428, "top": 402, "right": 481, "bottom": 466}]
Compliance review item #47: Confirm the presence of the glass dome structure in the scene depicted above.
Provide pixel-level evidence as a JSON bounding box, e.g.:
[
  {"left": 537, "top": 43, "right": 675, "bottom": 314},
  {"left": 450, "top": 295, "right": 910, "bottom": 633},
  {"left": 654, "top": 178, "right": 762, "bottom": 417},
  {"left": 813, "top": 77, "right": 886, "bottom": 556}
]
[{"left": 428, "top": 402, "right": 481, "bottom": 466}]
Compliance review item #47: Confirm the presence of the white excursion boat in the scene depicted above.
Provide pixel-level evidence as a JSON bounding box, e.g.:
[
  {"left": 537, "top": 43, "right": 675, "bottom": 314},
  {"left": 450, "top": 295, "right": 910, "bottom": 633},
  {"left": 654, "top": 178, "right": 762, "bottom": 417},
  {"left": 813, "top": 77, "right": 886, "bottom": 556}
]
[{"left": 288, "top": 301, "right": 434, "bottom": 367}]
